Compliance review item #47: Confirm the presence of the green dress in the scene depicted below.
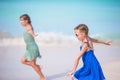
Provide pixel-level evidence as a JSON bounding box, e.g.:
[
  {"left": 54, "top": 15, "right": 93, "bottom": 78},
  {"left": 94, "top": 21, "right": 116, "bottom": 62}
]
[{"left": 23, "top": 31, "right": 41, "bottom": 61}]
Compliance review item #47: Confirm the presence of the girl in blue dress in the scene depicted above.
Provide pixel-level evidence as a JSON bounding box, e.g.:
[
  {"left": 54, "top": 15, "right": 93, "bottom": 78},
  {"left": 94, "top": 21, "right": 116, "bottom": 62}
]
[
  {"left": 68, "top": 24, "right": 111, "bottom": 80},
  {"left": 20, "top": 14, "right": 46, "bottom": 80}
]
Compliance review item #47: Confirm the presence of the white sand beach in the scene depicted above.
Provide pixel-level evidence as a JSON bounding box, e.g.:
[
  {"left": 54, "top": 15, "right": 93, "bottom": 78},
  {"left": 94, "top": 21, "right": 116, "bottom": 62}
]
[{"left": 0, "top": 41, "right": 120, "bottom": 80}]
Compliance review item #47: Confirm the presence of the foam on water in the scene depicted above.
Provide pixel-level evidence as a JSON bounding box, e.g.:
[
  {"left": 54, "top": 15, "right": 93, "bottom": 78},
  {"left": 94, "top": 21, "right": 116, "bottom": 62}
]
[{"left": 0, "top": 32, "right": 120, "bottom": 46}]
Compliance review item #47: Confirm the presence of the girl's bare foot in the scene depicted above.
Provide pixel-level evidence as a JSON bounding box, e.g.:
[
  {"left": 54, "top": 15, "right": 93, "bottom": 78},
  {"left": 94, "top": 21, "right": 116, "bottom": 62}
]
[
  {"left": 40, "top": 77, "right": 46, "bottom": 80},
  {"left": 41, "top": 77, "right": 46, "bottom": 80}
]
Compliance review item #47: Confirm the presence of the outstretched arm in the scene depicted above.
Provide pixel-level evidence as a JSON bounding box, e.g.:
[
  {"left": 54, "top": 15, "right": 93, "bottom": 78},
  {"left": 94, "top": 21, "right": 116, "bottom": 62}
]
[
  {"left": 67, "top": 44, "right": 88, "bottom": 75},
  {"left": 89, "top": 37, "right": 112, "bottom": 45}
]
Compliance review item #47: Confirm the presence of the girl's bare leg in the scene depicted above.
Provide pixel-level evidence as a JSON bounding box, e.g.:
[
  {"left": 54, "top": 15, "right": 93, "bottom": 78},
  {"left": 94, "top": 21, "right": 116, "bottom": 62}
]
[
  {"left": 32, "top": 60, "right": 46, "bottom": 80},
  {"left": 21, "top": 57, "right": 33, "bottom": 66},
  {"left": 21, "top": 57, "right": 46, "bottom": 80}
]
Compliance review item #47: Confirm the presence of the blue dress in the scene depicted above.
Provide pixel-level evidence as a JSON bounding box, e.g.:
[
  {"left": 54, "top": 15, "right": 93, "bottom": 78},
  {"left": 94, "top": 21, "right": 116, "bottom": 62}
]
[
  {"left": 73, "top": 42, "right": 105, "bottom": 80},
  {"left": 23, "top": 31, "right": 41, "bottom": 61}
]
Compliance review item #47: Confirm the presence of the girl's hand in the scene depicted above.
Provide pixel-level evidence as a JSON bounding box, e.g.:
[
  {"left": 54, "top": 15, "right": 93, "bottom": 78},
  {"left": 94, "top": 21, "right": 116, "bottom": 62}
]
[
  {"left": 67, "top": 70, "right": 75, "bottom": 76},
  {"left": 104, "top": 40, "right": 112, "bottom": 45},
  {"left": 35, "top": 34, "right": 38, "bottom": 37}
]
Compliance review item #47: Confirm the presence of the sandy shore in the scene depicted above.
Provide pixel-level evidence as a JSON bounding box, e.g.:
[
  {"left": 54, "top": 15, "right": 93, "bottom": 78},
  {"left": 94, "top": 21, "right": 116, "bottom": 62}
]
[
  {"left": 0, "top": 42, "right": 120, "bottom": 80},
  {"left": 103, "top": 61, "right": 120, "bottom": 80}
]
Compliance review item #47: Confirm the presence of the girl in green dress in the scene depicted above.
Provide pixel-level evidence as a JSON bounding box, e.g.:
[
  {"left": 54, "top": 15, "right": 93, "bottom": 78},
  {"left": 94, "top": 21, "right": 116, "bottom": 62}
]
[{"left": 20, "top": 14, "right": 46, "bottom": 80}]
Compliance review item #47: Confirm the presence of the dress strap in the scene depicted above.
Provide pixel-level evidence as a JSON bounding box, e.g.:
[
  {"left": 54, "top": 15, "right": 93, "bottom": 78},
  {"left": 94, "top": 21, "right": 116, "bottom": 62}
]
[
  {"left": 84, "top": 42, "right": 89, "bottom": 47},
  {"left": 83, "top": 42, "right": 93, "bottom": 51}
]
